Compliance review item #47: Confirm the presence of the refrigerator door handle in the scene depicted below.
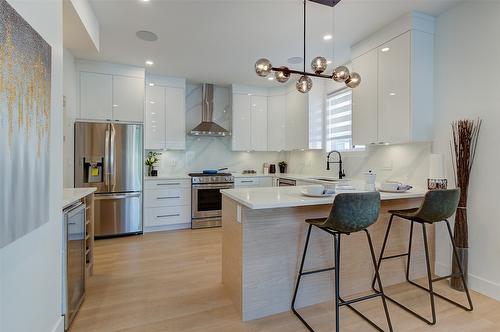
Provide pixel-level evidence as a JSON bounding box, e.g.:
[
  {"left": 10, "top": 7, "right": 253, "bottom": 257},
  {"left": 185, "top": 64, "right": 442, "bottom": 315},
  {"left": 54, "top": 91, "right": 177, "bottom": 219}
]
[
  {"left": 104, "top": 126, "right": 111, "bottom": 187},
  {"left": 95, "top": 193, "right": 141, "bottom": 200},
  {"left": 109, "top": 123, "right": 116, "bottom": 187}
]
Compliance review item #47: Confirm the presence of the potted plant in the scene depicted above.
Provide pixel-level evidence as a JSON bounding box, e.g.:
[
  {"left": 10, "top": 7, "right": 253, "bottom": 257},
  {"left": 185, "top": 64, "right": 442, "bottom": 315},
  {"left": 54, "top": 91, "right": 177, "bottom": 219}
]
[
  {"left": 449, "top": 118, "right": 481, "bottom": 291},
  {"left": 145, "top": 151, "right": 161, "bottom": 176},
  {"left": 278, "top": 161, "right": 288, "bottom": 174}
]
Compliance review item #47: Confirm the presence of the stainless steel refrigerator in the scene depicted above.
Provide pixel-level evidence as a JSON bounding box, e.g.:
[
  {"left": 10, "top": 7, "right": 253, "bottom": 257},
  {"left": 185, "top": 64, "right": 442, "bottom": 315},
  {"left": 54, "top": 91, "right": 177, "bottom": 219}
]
[{"left": 75, "top": 122, "right": 143, "bottom": 237}]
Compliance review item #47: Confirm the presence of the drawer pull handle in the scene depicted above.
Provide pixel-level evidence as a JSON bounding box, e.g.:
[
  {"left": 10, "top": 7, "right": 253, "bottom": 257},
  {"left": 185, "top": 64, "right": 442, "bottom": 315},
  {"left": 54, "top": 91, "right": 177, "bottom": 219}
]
[
  {"left": 157, "top": 183, "right": 181, "bottom": 186},
  {"left": 241, "top": 180, "right": 254, "bottom": 183},
  {"left": 157, "top": 196, "right": 180, "bottom": 200},
  {"left": 157, "top": 214, "right": 180, "bottom": 218}
]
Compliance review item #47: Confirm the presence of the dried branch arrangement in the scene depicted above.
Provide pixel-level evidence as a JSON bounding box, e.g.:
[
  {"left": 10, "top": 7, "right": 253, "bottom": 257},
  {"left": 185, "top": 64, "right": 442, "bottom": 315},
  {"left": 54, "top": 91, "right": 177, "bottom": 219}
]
[
  {"left": 450, "top": 118, "right": 482, "bottom": 248},
  {"left": 449, "top": 118, "right": 481, "bottom": 290}
]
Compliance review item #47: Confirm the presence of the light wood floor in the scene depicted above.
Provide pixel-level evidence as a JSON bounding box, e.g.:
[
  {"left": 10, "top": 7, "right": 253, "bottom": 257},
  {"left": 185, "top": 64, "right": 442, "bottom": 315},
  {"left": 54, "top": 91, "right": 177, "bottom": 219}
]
[{"left": 70, "top": 228, "right": 500, "bottom": 332}]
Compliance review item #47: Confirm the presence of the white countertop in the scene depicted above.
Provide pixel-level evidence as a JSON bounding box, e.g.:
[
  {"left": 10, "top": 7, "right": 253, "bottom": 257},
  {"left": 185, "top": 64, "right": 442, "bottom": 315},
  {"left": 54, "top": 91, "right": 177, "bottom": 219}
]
[
  {"left": 221, "top": 185, "right": 426, "bottom": 210},
  {"left": 63, "top": 188, "right": 97, "bottom": 209}
]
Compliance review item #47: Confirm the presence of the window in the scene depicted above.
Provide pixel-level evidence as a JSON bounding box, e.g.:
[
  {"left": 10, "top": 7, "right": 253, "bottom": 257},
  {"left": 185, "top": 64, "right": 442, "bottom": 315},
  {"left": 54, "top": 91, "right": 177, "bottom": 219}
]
[{"left": 325, "top": 88, "right": 364, "bottom": 152}]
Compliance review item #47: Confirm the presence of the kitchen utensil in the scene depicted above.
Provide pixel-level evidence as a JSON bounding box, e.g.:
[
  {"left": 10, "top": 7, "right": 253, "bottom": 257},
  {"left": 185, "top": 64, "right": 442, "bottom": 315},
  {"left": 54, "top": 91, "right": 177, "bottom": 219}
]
[{"left": 364, "top": 170, "right": 376, "bottom": 191}]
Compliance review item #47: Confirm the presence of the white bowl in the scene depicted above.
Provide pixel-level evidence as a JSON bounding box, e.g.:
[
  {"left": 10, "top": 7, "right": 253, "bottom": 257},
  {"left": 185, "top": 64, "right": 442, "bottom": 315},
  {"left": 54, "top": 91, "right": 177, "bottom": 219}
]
[
  {"left": 380, "top": 182, "right": 401, "bottom": 191},
  {"left": 303, "top": 185, "right": 325, "bottom": 196}
]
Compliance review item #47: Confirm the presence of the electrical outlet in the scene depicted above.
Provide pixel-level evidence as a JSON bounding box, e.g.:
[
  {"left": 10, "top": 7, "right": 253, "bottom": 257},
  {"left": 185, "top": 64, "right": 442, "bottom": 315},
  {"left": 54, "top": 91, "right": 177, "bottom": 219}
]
[{"left": 169, "top": 159, "right": 177, "bottom": 167}]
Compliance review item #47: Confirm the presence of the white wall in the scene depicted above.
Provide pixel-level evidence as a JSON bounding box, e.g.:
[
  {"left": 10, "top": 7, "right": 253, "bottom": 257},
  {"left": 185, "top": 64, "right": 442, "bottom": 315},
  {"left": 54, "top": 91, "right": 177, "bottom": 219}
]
[
  {"left": 433, "top": 1, "right": 500, "bottom": 300},
  {"left": 63, "top": 49, "right": 77, "bottom": 187},
  {"left": 0, "top": 1, "right": 64, "bottom": 332}
]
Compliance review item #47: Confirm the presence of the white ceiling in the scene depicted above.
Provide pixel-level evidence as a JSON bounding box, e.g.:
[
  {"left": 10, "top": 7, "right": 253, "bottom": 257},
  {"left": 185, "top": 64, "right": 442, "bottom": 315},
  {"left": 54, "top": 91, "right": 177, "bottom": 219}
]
[{"left": 71, "top": 0, "right": 461, "bottom": 87}]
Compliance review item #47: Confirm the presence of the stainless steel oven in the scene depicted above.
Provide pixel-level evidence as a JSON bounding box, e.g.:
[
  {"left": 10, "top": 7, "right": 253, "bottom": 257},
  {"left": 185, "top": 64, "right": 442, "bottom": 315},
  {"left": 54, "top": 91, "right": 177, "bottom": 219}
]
[{"left": 190, "top": 174, "right": 234, "bottom": 229}]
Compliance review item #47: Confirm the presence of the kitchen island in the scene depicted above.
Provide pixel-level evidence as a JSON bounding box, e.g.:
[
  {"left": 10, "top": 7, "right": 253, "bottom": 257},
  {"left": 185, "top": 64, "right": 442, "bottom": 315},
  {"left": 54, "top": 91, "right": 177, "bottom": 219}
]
[{"left": 220, "top": 186, "right": 430, "bottom": 321}]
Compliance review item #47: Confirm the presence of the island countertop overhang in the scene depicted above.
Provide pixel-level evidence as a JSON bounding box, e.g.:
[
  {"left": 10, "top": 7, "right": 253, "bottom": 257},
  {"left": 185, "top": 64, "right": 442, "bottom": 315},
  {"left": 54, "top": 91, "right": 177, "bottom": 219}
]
[{"left": 221, "top": 186, "right": 427, "bottom": 210}]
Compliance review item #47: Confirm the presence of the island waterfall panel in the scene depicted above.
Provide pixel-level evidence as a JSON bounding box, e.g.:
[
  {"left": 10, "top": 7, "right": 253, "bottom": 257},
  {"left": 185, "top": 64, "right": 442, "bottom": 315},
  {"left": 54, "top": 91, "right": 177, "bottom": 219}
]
[{"left": 222, "top": 196, "right": 431, "bottom": 321}]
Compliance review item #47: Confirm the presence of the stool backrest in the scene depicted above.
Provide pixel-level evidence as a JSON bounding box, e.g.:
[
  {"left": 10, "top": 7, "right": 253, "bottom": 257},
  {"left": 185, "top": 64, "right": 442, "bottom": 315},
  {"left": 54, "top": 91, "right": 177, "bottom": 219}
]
[
  {"left": 414, "top": 188, "right": 461, "bottom": 223},
  {"left": 325, "top": 192, "right": 381, "bottom": 233}
]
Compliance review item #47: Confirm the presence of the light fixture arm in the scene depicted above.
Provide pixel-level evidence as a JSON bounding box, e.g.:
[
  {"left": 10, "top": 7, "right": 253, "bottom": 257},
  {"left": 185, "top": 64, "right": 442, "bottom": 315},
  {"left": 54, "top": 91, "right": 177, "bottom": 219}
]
[{"left": 303, "top": 0, "right": 306, "bottom": 73}]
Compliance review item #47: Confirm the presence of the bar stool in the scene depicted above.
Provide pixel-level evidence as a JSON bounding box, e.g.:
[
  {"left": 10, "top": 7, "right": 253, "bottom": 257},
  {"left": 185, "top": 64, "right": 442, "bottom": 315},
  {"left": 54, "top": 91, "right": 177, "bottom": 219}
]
[
  {"left": 372, "top": 189, "right": 473, "bottom": 325},
  {"left": 291, "top": 192, "right": 393, "bottom": 332}
]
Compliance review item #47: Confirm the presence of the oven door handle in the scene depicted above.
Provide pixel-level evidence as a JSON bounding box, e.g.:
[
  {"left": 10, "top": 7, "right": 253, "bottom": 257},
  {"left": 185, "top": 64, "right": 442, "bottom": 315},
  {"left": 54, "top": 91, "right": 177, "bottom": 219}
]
[{"left": 192, "top": 184, "right": 234, "bottom": 190}]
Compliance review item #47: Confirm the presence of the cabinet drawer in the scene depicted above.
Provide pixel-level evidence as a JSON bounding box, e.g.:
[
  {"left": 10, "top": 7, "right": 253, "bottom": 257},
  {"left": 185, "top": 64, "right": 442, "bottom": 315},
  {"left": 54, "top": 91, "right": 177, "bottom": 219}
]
[
  {"left": 145, "top": 179, "right": 191, "bottom": 189},
  {"left": 145, "top": 206, "right": 191, "bottom": 227},
  {"left": 235, "top": 177, "right": 259, "bottom": 187},
  {"left": 144, "top": 188, "right": 191, "bottom": 208}
]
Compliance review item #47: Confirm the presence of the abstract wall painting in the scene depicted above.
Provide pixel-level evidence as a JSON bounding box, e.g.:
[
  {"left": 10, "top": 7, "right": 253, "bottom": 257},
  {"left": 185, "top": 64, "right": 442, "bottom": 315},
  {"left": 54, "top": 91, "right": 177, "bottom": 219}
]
[{"left": 1, "top": 0, "right": 52, "bottom": 248}]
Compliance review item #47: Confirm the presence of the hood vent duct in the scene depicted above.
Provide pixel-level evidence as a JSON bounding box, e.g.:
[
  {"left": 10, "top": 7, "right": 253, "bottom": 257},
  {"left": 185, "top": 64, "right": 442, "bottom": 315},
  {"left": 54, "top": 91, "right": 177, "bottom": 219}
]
[{"left": 189, "top": 84, "right": 230, "bottom": 137}]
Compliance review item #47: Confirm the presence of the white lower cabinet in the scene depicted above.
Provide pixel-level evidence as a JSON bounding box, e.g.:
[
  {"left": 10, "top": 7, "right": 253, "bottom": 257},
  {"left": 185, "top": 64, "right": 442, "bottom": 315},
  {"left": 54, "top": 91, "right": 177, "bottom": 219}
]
[
  {"left": 145, "top": 206, "right": 191, "bottom": 228},
  {"left": 234, "top": 177, "right": 274, "bottom": 188},
  {"left": 144, "top": 179, "right": 191, "bottom": 231}
]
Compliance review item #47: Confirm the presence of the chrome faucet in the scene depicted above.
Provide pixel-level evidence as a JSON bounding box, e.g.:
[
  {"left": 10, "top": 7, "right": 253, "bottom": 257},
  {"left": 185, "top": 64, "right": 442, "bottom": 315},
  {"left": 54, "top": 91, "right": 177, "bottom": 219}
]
[{"left": 326, "top": 150, "right": 345, "bottom": 179}]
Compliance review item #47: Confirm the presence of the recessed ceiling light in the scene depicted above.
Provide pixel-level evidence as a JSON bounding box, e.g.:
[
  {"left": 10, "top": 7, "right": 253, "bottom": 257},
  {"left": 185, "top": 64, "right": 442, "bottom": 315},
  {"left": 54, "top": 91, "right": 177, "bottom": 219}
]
[
  {"left": 148, "top": 83, "right": 155, "bottom": 86},
  {"left": 381, "top": 47, "right": 390, "bottom": 52},
  {"left": 323, "top": 34, "right": 333, "bottom": 41},
  {"left": 136, "top": 30, "right": 158, "bottom": 42},
  {"left": 149, "top": 101, "right": 156, "bottom": 104},
  {"left": 145, "top": 60, "right": 154, "bottom": 66},
  {"left": 141, "top": 0, "right": 150, "bottom": 2},
  {"left": 287, "top": 56, "right": 303, "bottom": 65},
  {"left": 389, "top": 92, "right": 396, "bottom": 96}
]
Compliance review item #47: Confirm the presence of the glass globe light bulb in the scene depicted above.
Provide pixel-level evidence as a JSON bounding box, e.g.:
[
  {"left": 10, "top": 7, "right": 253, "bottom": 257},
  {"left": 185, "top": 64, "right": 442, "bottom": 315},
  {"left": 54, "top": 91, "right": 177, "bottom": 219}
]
[
  {"left": 345, "top": 72, "right": 361, "bottom": 88},
  {"left": 255, "top": 58, "right": 273, "bottom": 77},
  {"left": 311, "top": 56, "right": 327, "bottom": 74},
  {"left": 296, "top": 75, "right": 313, "bottom": 93},
  {"left": 275, "top": 67, "right": 290, "bottom": 83},
  {"left": 332, "top": 65, "right": 350, "bottom": 82}
]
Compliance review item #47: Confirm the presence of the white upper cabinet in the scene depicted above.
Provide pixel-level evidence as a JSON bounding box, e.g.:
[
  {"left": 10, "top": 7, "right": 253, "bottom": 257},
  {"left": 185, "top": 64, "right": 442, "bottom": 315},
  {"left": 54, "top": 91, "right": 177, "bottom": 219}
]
[
  {"left": 165, "top": 86, "right": 186, "bottom": 150},
  {"left": 352, "top": 48, "right": 378, "bottom": 145},
  {"left": 77, "top": 60, "right": 145, "bottom": 123},
  {"left": 377, "top": 33, "right": 411, "bottom": 144},
  {"left": 267, "top": 94, "right": 286, "bottom": 151},
  {"left": 232, "top": 93, "right": 252, "bottom": 151},
  {"left": 145, "top": 76, "right": 187, "bottom": 150},
  {"left": 145, "top": 85, "right": 166, "bottom": 150},
  {"left": 351, "top": 13, "right": 435, "bottom": 145},
  {"left": 232, "top": 85, "right": 310, "bottom": 152},
  {"left": 79, "top": 72, "right": 113, "bottom": 121},
  {"left": 250, "top": 95, "right": 268, "bottom": 151},
  {"left": 112, "top": 76, "right": 145, "bottom": 122}
]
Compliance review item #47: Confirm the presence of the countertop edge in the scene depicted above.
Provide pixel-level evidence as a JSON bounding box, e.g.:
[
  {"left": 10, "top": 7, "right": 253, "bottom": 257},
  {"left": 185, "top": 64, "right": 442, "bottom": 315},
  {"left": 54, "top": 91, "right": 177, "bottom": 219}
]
[
  {"left": 63, "top": 188, "right": 97, "bottom": 209},
  {"left": 221, "top": 188, "right": 426, "bottom": 210}
]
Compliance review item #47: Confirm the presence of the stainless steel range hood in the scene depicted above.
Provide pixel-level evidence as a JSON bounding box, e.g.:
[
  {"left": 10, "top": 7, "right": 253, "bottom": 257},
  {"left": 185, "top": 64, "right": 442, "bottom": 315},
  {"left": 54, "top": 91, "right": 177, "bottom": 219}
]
[{"left": 189, "top": 84, "right": 230, "bottom": 137}]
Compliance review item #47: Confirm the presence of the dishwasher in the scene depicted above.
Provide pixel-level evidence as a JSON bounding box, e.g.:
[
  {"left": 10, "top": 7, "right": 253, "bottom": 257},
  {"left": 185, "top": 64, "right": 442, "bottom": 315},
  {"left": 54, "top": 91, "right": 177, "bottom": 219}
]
[{"left": 62, "top": 202, "right": 86, "bottom": 330}]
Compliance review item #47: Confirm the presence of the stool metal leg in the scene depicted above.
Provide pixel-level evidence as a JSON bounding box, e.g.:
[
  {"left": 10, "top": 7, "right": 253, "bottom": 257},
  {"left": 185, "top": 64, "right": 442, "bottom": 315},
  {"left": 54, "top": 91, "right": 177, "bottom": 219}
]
[
  {"left": 371, "top": 215, "right": 394, "bottom": 291},
  {"left": 405, "top": 221, "right": 414, "bottom": 281},
  {"left": 365, "top": 229, "right": 394, "bottom": 332},
  {"left": 376, "top": 218, "right": 474, "bottom": 326},
  {"left": 291, "top": 224, "right": 315, "bottom": 332},
  {"left": 334, "top": 233, "right": 341, "bottom": 332}
]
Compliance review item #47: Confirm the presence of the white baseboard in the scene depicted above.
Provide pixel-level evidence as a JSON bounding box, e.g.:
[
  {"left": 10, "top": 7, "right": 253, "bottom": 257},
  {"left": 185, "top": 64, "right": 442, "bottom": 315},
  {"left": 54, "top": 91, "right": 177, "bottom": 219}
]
[
  {"left": 51, "top": 316, "right": 64, "bottom": 332},
  {"left": 144, "top": 223, "right": 191, "bottom": 233},
  {"left": 436, "top": 261, "right": 500, "bottom": 301}
]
